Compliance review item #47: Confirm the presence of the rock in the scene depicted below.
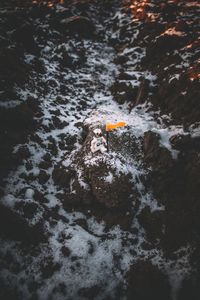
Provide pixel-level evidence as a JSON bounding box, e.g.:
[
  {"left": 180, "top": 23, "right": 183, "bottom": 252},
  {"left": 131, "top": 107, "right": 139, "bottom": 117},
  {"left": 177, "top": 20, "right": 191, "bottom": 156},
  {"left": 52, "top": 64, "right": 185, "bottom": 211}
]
[
  {"left": 178, "top": 273, "right": 200, "bottom": 300},
  {"left": 0, "top": 47, "right": 28, "bottom": 88},
  {"left": 126, "top": 261, "right": 172, "bottom": 300},
  {"left": 65, "top": 109, "right": 142, "bottom": 210},
  {"left": 137, "top": 206, "right": 166, "bottom": 243},
  {"left": 86, "top": 164, "right": 133, "bottom": 208},
  {"left": 169, "top": 134, "right": 191, "bottom": 151},
  {"left": 143, "top": 131, "right": 173, "bottom": 172},
  {"left": 40, "top": 257, "right": 61, "bottom": 279},
  {"left": 13, "top": 23, "right": 36, "bottom": 52},
  {"left": 52, "top": 164, "right": 73, "bottom": 189},
  {"left": 78, "top": 285, "right": 101, "bottom": 299},
  {"left": 61, "top": 246, "right": 71, "bottom": 257},
  {"left": 60, "top": 16, "right": 95, "bottom": 38},
  {"left": 143, "top": 129, "right": 200, "bottom": 253},
  {"left": 175, "top": 20, "right": 189, "bottom": 32},
  {"left": 38, "top": 170, "right": 50, "bottom": 184},
  {"left": 110, "top": 81, "right": 138, "bottom": 104},
  {"left": 143, "top": 34, "right": 188, "bottom": 70},
  {"left": 0, "top": 204, "right": 45, "bottom": 244}
]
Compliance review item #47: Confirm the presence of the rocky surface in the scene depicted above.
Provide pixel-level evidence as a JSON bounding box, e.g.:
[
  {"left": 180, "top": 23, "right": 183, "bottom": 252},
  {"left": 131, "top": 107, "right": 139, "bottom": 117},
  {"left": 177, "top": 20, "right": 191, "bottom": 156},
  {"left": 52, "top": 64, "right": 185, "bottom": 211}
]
[{"left": 0, "top": 0, "right": 200, "bottom": 299}]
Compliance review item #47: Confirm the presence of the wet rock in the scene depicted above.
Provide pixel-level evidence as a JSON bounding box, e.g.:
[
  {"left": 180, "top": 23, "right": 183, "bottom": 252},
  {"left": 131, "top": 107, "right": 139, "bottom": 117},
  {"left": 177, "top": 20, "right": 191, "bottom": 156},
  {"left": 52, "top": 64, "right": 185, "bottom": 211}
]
[
  {"left": 60, "top": 16, "right": 95, "bottom": 38},
  {"left": 126, "top": 261, "right": 172, "bottom": 300}
]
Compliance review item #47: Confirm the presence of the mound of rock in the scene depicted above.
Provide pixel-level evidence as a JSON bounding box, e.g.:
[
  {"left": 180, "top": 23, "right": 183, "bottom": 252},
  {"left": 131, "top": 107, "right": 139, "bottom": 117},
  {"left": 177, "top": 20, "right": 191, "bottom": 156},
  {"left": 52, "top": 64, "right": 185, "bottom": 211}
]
[{"left": 58, "top": 109, "right": 142, "bottom": 210}]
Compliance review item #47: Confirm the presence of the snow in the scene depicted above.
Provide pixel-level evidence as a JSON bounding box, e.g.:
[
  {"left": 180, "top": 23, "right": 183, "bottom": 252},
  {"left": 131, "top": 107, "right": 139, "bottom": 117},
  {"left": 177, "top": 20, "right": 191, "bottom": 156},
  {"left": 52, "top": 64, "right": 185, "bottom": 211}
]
[
  {"left": 104, "top": 171, "right": 114, "bottom": 183},
  {"left": 0, "top": 1, "right": 196, "bottom": 299},
  {"left": 25, "top": 188, "right": 35, "bottom": 200}
]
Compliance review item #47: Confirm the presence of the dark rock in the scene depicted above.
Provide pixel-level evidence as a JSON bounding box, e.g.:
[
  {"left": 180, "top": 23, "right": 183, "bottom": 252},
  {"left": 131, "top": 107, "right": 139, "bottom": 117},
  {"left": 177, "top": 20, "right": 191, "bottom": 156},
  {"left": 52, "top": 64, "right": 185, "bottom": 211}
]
[
  {"left": 143, "top": 131, "right": 173, "bottom": 172},
  {"left": 144, "top": 34, "right": 188, "bottom": 69},
  {"left": 178, "top": 273, "right": 200, "bottom": 300},
  {"left": 175, "top": 20, "right": 189, "bottom": 32},
  {"left": 61, "top": 246, "right": 71, "bottom": 257},
  {"left": 110, "top": 81, "right": 138, "bottom": 104},
  {"left": 86, "top": 166, "right": 133, "bottom": 208},
  {"left": 13, "top": 23, "right": 36, "bottom": 52},
  {"left": 0, "top": 204, "right": 45, "bottom": 244},
  {"left": 78, "top": 285, "right": 101, "bottom": 299},
  {"left": 0, "top": 280, "right": 22, "bottom": 300},
  {"left": 15, "top": 200, "right": 39, "bottom": 220},
  {"left": 126, "top": 261, "right": 172, "bottom": 300},
  {"left": 169, "top": 134, "right": 191, "bottom": 151},
  {"left": 38, "top": 170, "right": 50, "bottom": 184},
  {"left": 138, "top": 206, "right": 166, "bottom": 243},
  {"left": 52, "top": 164, "right": 72, "bottom": 189},
  {"left": 0, "top": 47, "right": 28, "bottom": 89},
  {"left": 40, "top": 258, "right": 61, "bottom": 279},
  {"left": 13, "top": 145, "right": 31, "bottom": 163},
  {"left": 38, "top": 159, "right": 52, "bottom": 170},
  {"left": 60, "top": 16, "right": 95, "bottom": 38}
]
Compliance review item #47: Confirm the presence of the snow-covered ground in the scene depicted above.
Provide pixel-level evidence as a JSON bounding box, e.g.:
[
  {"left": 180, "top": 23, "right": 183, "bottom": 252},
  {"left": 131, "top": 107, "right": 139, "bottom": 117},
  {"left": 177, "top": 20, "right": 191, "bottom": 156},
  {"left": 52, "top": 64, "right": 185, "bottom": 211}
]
[{"left": 0, "top": 1, "right": 198, "bottom": 299}]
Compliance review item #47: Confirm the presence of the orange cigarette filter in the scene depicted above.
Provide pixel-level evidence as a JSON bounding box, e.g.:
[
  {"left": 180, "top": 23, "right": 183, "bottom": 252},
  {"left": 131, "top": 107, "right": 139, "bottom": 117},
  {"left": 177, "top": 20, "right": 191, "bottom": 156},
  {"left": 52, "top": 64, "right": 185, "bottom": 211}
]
[{"left": 106, "top": 122, "right": 125, "bottom": 131}]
